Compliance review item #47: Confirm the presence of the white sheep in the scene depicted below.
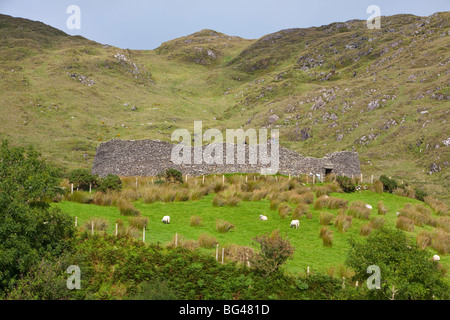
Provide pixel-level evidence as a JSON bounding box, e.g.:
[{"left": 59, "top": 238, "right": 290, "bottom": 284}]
[
  {"left": 290, "top": 220, "right": 300, "bottom": 229},
  {"left": 365, "top": 204, "right": 373, "bottom": 210},
  {"left": 259, "top": 215, "right": 268, "bottom": 221},
  {"left": 396, "top": 212, "right": 400, "bottom": 216},
  {"left": 433, "top": 255, "right": 440, "bottom": 261},
  {"left": 162, "top": 216, "right": 170, "bottom": 224}
]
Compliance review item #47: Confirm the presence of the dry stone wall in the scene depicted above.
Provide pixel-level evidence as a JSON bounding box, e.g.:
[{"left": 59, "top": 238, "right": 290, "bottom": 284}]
[{"left": 91, "top": 139, "right": 361, "bottom": 178}]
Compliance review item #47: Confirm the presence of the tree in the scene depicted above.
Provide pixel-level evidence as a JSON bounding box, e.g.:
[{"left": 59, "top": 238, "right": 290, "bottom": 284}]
[
  {"left": 251, "top": 229, "right": 294, "bottom": 276},
  {"left": 345, "top": 228, "right": 448, "bottom": 300},
  {"left": 0, "top": 140, "right": 75, "bottom": 293},
  {"left": 69, "top": 168, "right": 99, "bottom": 191},
  {"left": 379, "top": 175, "right": 398, "bottom": 193}
]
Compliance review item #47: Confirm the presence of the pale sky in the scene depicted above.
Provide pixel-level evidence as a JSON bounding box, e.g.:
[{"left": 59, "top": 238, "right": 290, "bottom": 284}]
[{"left": 1, "top": 0, "right": 449, "bottom": 49}]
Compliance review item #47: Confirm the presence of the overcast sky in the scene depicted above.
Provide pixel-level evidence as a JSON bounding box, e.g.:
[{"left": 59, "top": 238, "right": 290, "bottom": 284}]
[{"left": 1, "top": 0, "right": 448, "bottom": 49}]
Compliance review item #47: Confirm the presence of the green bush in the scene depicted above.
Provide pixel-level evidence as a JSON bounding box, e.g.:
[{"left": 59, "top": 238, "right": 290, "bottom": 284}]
[
  {"left": 98, "top": 174, "right": 122, "bottom": 193},
  {"left": 68, "top": 168, "right": 99, "bottom": 191},
  {"left": 157, "top": 168, "right": 183, "bottom": 184},
  {"left": 336, "top": 176, "right": 356, "bottom": 193},
  {"left": 414, "top": 188, "right": 428, "bottom": 202},
  {"left": 379, "top": 175, "right": 398, "bottom": 193}
]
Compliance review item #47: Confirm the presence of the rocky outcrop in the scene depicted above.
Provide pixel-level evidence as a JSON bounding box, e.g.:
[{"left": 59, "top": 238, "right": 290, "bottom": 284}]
[{"left": 91, "top": 139, "right": 361, "bottom": 178}]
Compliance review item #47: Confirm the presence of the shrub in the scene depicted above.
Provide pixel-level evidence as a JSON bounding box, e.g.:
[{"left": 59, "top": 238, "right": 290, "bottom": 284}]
[
  {"left": 319, "top": 227, "right": 333, "bottom": 247},
  {"left": 414, "top": 188, "right": 428, "bottom": 202},
  {"left": 377, "top": 201, "right": 388, "bottom": 215},
  {"left": 347, "top": 201, "right": 371, "bottom": 220},
  {"left": 117, "top": 198, "right": 140, "bottom": 216},
  {"left": 198, "top": 233, "right": 218, "bottom": 248},
  {"left": 334, "top": 214, "right": 352, "bottom": 233},
  {"left": 216, "top": 220, "right": 235, "bottom": 233},
  {"left": 190, "top": 215, "right": 203, "bottom": 227},
  {"left": 252, "top": 229, "right": 294, "bottom": 275},
  {"left": 225, "top": 196, "right": 241, "bottom": 207},
  {"left": 68, "top": 168, "right": 99, "bottom": 191},
  {"left": 319, "top": 212, "right": 334, "bottom": 226},
  {"left": 157, "top": 168, "right": 183, "bottom": 184},
  {"left": 379, "top": 175, "right": 398, "bottom": 193},
  {"left": 83, "top": 217, "right": 109, "bottom": 232},
  {"left": 67, "top": 191, "right": 92, "bottom": 204},
  {"left": 224, "top": 244, "right": 255, "bottom": 265},
  {"left": 128, "top": 216, "right": 149, "bottom": 229},
  {"left": 98, "top": 174, "right": 122, "bottom": 193},
  {"left": 213, "top": 182, "right": 225, "bottom": 193},
  {"left": 396, "top": 216, "right": 414, "bottom": 232},
  {"left": 336, "top": 176, "right": 356, "bottom": 193}
]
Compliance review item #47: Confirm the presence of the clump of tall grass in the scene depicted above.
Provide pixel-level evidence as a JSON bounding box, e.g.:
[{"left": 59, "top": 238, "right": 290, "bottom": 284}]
[
  {"left": 374, "top": 180, "right": 384, "bottom": 194},
  {"left": 128, "top": 216, "right": 149, "bottom": 229},
  {"left": 213, "top": 182, "right": 225, "bottom": 193},
  {"left": 319, "top": 227, "right": 333, "bottom": 247},
  {"left": 377, "top": 201, "right": 388, "bottom": 215},
  {"left": 417, "top": 230, "right": 433, "bottom": 249},
  {"left": 269, "top": 199, "right": 280, "bottom": 211},
  {"left": 347, "top": 201, "right": 371, "bottom": 220},
  {"left": 118, "top": 226, "right": 140, "bottom": 238},
  {"left": 212, "top": 195, "right": 226, "bottom": 207},
  {"left": 278, "top": 202, "right": 292, "bottom": 219},
  {"left": 83, "top": 217, "right": 109, "bottom": 232},
  {"left": 324, "top": 197, "right": 348, "bottom": 209},
  {"left": 216, "top": 220, "right": 235, "bottom": 233},
  {"left": 396, "top": 216, "right": 414, "bottom": 232},
  {"left": 431, "top": 229, "right": 450, "bottom": 254},
  {"left": 296, "top": 191, "right": 314, "bottom": 204},
  {"left": 198, "top": 233, "right": 218, "bottom": 248},
  {"left": 251, "top": 190, "right": 268, "bottom": 201},
  {"left": 319, "top": 212, "right": 334, "bottom": 226},
  {"left": 292, "top": 203, "right": 308, "bottom": 219},
  {"left": 371, "top": 217, "right": 385, "bottom": 230},
  {"left": 66, "top": 191, "right": 93, "bottom": 204},
  {"left": 425, "top": 196, "right": 449, "bottom": 216},
  {"left": 398, "top": 204, "right": 428, "bottom": 227},
  {"left": 116, "top": 198, "right": 141, "bottom": 216},
  {"left": 190, "top": 215, "right": 203, "bottom": 227},
  {"left": 93, "top": 191, "right": 120, "bottom": 206},
  {"left": 360, "top": 222, "right": 373, "bottom": 236},
  {"left": 334, "top": 214, "right": 352, "bottom": 233},
  {"left": 436, "top": 217, "right": 450, "bottom": 233},
  {"left": 224, "top": 244, "right": 255, "bottom": 266}
]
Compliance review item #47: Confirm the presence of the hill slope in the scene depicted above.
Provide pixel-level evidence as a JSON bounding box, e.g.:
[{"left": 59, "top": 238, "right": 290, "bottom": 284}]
[{"left": 0, "top": 12, "right": 449, "bottom": 203}]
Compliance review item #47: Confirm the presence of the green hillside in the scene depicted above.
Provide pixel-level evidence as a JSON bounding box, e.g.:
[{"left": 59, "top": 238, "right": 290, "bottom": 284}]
[{"left": 0, "top": 12, "right": 449, "bottom": 203}]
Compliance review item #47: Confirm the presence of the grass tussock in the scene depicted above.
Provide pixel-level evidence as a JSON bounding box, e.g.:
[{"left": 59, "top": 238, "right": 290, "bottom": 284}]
[
  {"left": 83, "top": 217, "right": 109, "bottom": 232},
  {"left": 347, "top": 201, "right": 371, "bottom": 220},
  {"left": 278, "top": 202, "right": 292, "bottom": 219},
  {"left": 396, "top": 216, "right": 414, "bottom": 232},
  {"left": 417, "top": 230, "right": 433, "bottom": 249},
  {"left": 216, "top": 220, "right": 235, "bottom": 233},
  {"left": 319, "top": 212, "right": 334, "bottom": 226},
  {"left": 425, "top": 196, "right": 449, "bottom": 216},
  {"left": 198, "top": 233, "right": 218, "bottom": 249},
  {"left": 128, "top": 216, "right": 149, "bottom": 229},
  {"left": 116, "top": 198, "right": 141, "bottom": 216},
  {"left": 190, "top": 215, "right": 203, "bottom": 227},
  {"left": 374, "top": 180, "right": 384, "bottom": 194},
  {"left": 334, "top": 214, "right": 352, "bottom": 233},
  {"left": 360, "top": 222, "right": 373, "bottom": 236},
  {"left": 292, "top": 203, "right": 308, "bottom": 220},
  {"left": 371, "top": 216, "right": 385, "bottom": 230},
  {"left": 431, "top": 229, "right": 450, "bottom": 255},
  {"left": 377, "top": 201, "right": 388, "bottom": 215},
  {"left": 319, "top": 227, "right": 333, "bottom": 247}
]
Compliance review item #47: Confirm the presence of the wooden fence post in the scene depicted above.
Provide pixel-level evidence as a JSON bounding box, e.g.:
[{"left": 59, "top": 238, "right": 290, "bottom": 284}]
[
  {"left": 75, "top": 217, "right": 77, "bottom": 227},
  {"left": 71, "top": 183, "right": 73, "bottom": 195},
  {"left": 91, "top": 221, "right": 94, "bottom": 236},
  {"left": 115, "top": 223, "right": 118, "bottom": 236},
  {"left": 202, "top": 175, "right": 205, "bottom": 184},
  {"left": 89, "top": 184, "right": 92, "bottom": 194},
  {"left": 307, "top": 266, "right": 310, "bottom": 276},
  {"left": 222, "top": 175, "right": 225, "bottom": 184},
  {"left": 216, "top": 244, "right": 219, "bottom": 261},
  {"left": 175, "top": 233, "right": 178, "bottom": 247},
  {"left": 143, "top": 228, "right": 145, "bottom": 242},
  {"left": 221, "top": 248, "right": 224, "bottom": 264}
]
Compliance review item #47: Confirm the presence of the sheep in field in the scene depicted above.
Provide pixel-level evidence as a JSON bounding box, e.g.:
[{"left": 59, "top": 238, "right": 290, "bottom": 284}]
[
  {"left": 365, "top": 204, "right": 373, "bottom": 210},
  {"left": 290, "top": 220, "right": 300, "bottom": 229},
  {"left": 433, "top": 255, "right": 440, "bottom": 261},
  {"left": 259, "top": 215, "right": 268, "bottom": 221},
  {"left": 162, "top": 216, "right": 170, "bottom": 224}
]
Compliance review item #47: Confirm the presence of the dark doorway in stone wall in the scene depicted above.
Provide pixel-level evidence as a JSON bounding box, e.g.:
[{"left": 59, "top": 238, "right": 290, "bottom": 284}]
[{"left": 325, "top": 168, "right": 333, "bottom": 176}]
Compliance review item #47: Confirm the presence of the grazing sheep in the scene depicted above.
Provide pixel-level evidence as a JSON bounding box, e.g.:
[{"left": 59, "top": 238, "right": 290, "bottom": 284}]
[
  {"left": 259, "top": 215, "right": 268, "bottom": 221},
  {"left": 396, "top": 212, "right": 400, "bottom": 216},
  {"left": 365, "top": 204, "right": 373, "bottom": 210},
  {"left": 162, "top": 216, "right": 170, "bottom": 224},
  {"left": 290, "top": 220, "right": 300, "bottom": 229},
  {"left": 433, "top": 255, "right": 440, "bottom": 261}
]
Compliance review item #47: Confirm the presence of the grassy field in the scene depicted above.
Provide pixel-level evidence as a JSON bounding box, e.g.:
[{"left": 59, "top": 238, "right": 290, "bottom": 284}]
[{"left": 52, "top": 178, "right": 449, "bottom": 281}]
